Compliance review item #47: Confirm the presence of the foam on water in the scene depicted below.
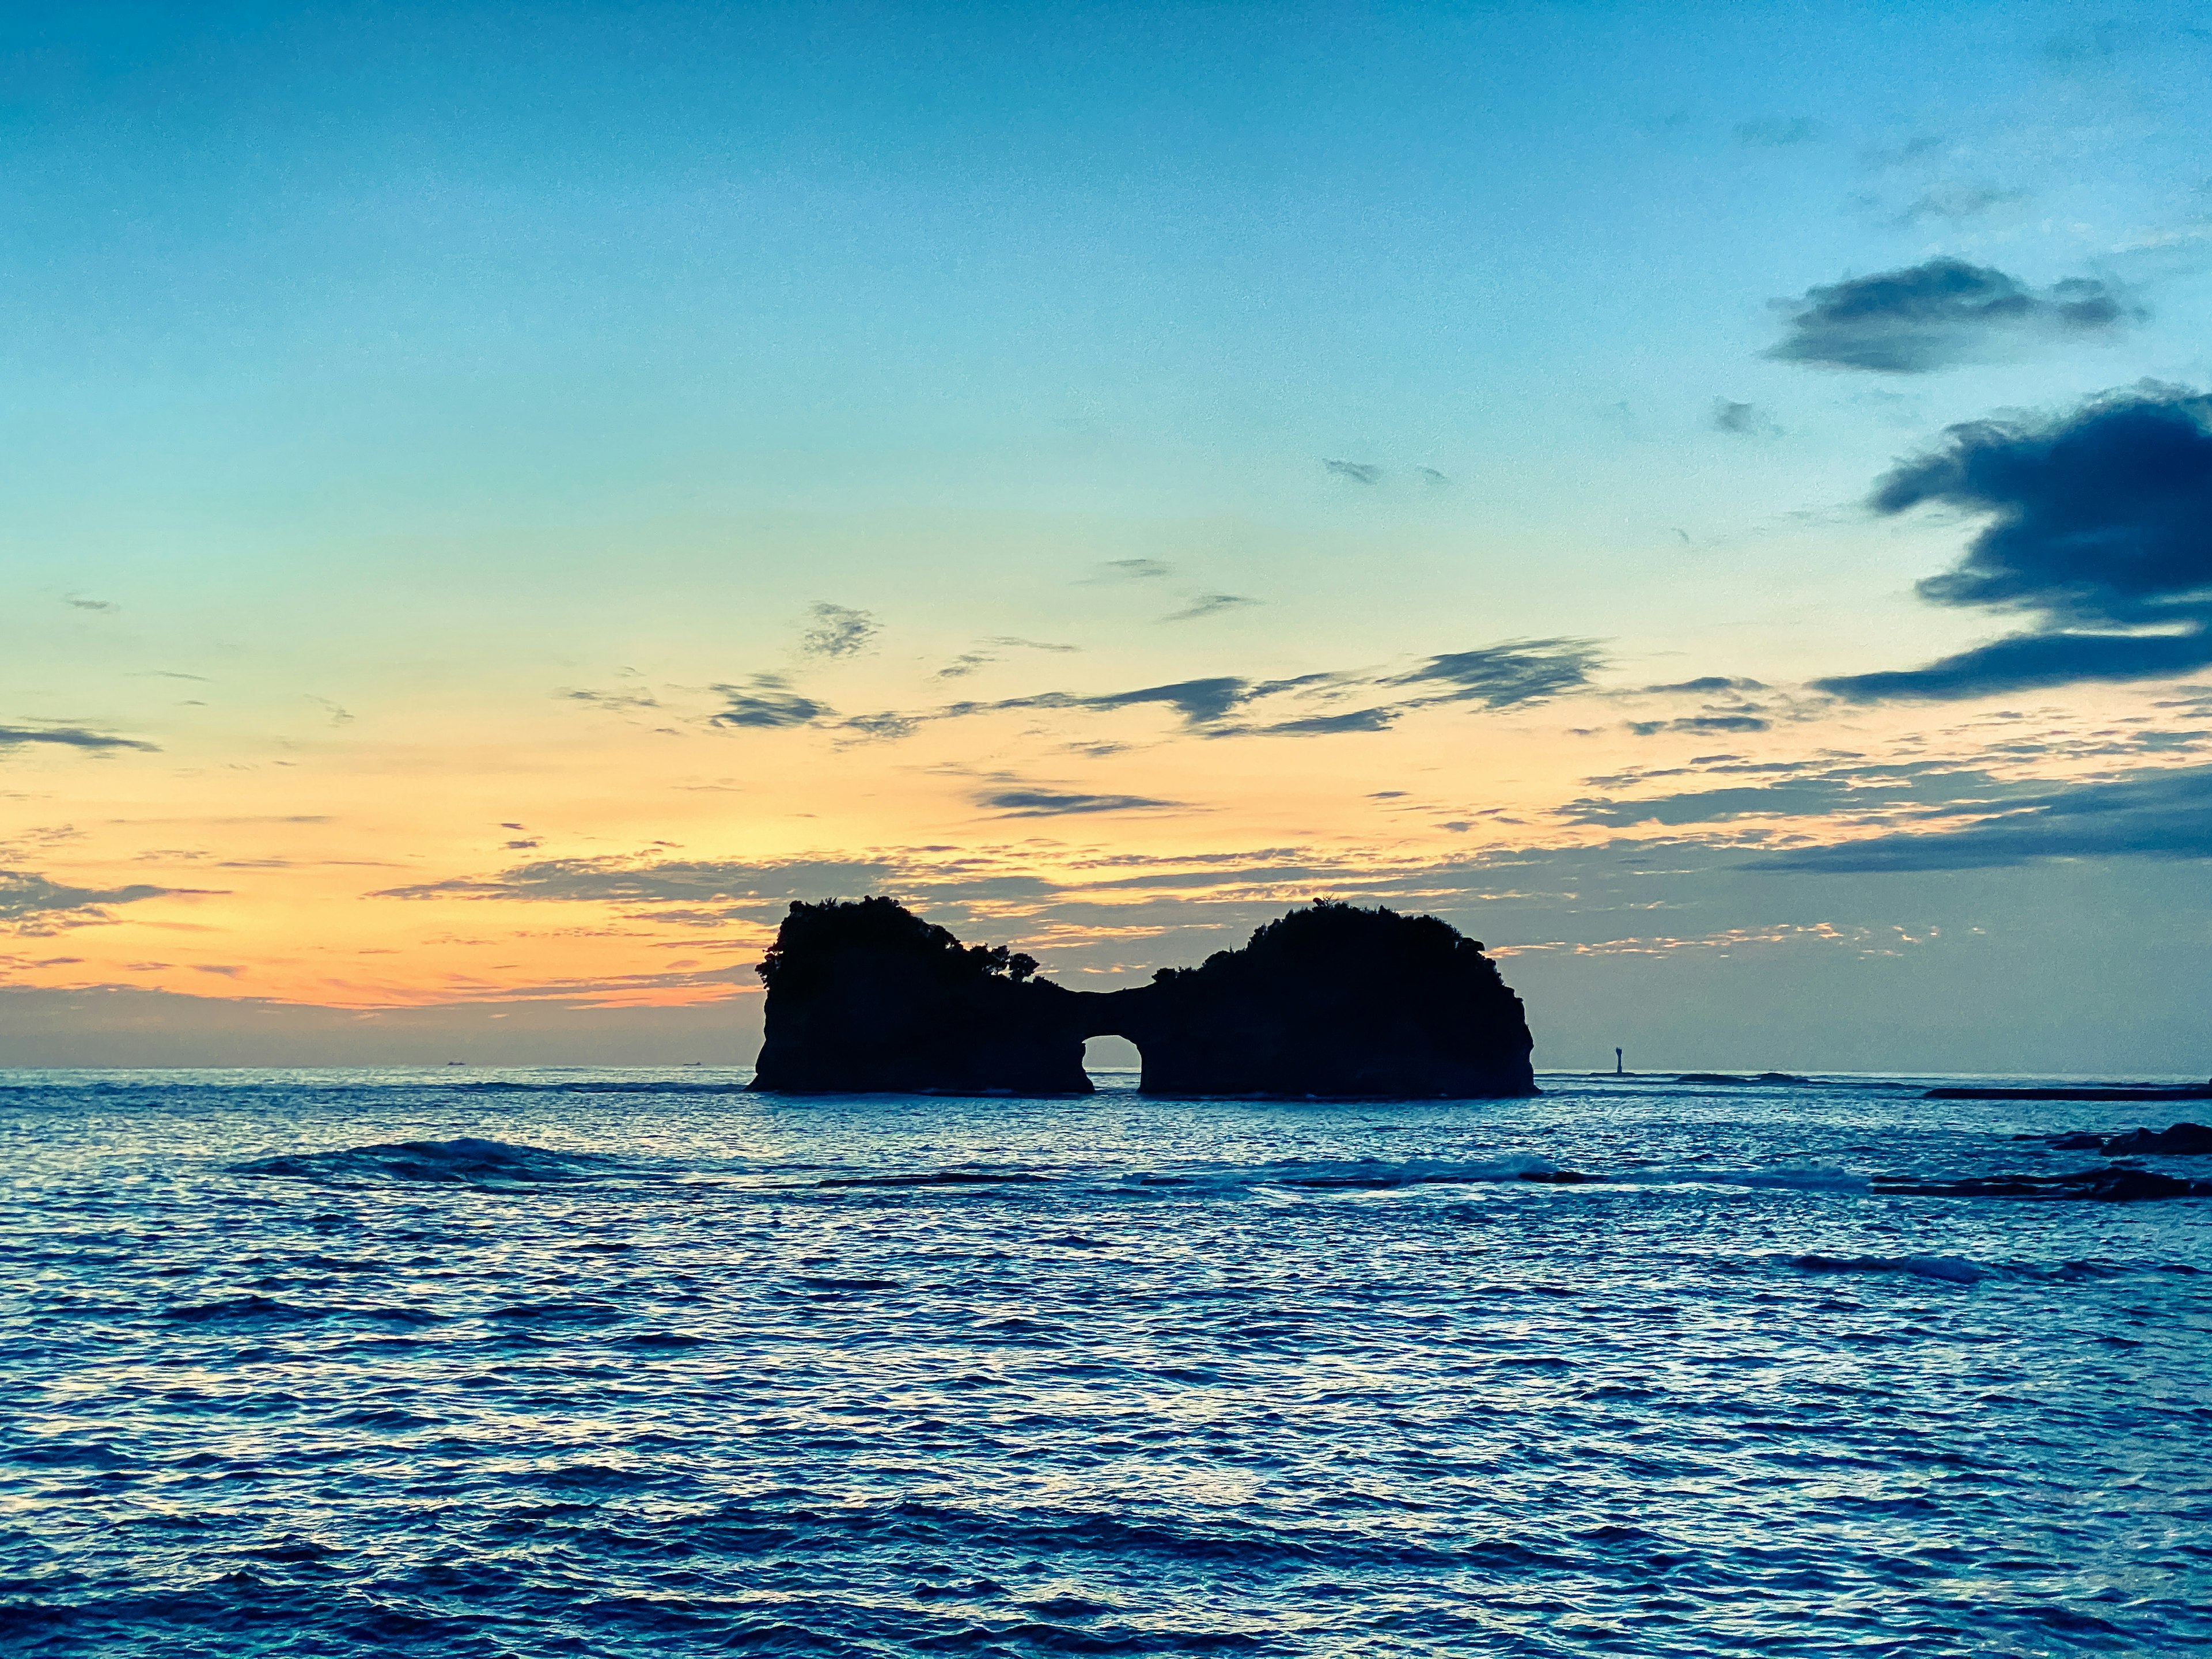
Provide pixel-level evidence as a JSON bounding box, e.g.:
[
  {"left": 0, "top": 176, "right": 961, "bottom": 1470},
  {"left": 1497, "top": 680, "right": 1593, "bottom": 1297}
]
[{"left": 1, "top": 1067, "right": 2208, "bottom": 1657}]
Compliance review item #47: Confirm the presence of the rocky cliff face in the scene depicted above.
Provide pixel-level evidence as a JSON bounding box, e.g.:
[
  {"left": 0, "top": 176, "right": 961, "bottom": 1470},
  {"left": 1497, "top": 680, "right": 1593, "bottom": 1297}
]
[
  {"left": 1091, "top": 902, "right": 1537, "bottom": 1099},
  {"left": 749, "top": 896, "right": 1538, "bottom": 1099},
  {"left": 748, "top": 897, "right": 1093, "bottom": 1094}
]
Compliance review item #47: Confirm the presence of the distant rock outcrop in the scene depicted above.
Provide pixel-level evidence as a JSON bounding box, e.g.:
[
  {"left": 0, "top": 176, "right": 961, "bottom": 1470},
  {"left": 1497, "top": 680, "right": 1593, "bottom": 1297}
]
[{"left": 749, "top": 897, "right": 1538, "bottom": 1099}]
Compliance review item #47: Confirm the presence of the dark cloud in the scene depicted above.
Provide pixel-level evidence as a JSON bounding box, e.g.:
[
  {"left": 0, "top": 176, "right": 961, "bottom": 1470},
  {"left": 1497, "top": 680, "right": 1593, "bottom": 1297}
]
[
  {"left": 1749, "top": 764, "right": 2212, "bottom": 872},
  {"left": 798, "top": 603, "right": 878, "bottom": 659},
  {"left": 1255, "top": 707, "right": 1400, "bottom": 736},
  {"left": 0, "top": 725, "right": 158, "bottom": 755},
  {"left": 966, "top": 676, "right": 1252, "bottom": 728},
  {"left": 976, "top": 789, "right": 1181, "bottom": 818},
  {"left": 1735, "top": 116, "right": 1821, "bottom": 147},
  {"left": 1416, "top": 467, "right": 1451, "bottom": 487},
  {"left": 1627, "top": 715, "right": 1771, "bottom": 736},
  {"left": 1388, "top": 640, "right": 1605, "bottom": 708},
  {"left": 1817, "top": 631, "right": 2212, "bottom": 702},
  {"left": 64, "top": 596, "right": 118, "bottom": 613},
  {"left": 1767, "top": 258, "right": 2137, "bottom": 373},
  {"left": 2, "top": 870, "right": 176, "bottom": 926},
  {"left": 1817, "top": 385, "right": 2212, "bottom": 700},
  {"left": 1161, "top": 593, "right": 1262, "bottom": 623},
  {"left": 708, "top": 676, "right": 832, "bottom": 729},
  {"left": 1642, "top": 676, "right": 1768, "bottom": 695},
  {"left": 1324, "top": 459, "right": 1381, "bottom": 484}
]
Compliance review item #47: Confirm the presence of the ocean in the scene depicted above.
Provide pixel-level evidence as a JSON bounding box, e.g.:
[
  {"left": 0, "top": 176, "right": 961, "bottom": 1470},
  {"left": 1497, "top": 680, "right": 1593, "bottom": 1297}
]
[{"left": 2, "top": 1067, "right": 2207, "bottom": 1656}]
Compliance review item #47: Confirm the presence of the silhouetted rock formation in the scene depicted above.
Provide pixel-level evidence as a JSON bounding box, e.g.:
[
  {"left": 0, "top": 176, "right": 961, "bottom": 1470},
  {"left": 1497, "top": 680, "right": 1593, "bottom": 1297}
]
[
  {"left": 749, "top": 897, "right": 1538, "bottom": 1099},
  {"left": 748, "top": 897, "right": 1092, "bottom": 1094},
  {"left": 1088, "top": 902, "right": 1536, "bottom": 1099}
]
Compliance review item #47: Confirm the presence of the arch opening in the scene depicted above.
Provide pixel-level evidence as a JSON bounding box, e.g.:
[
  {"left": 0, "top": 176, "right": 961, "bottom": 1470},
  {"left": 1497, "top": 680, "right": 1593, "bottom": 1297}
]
[{"left": 1081, "top": 1034, "right": 1142, "bottom": 1088}]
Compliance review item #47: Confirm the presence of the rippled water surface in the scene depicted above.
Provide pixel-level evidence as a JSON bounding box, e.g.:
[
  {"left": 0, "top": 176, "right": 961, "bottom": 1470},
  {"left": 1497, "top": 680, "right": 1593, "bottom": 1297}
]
[{"left": 3, "top": 1068, "right": 2209, "bottom": 1657}]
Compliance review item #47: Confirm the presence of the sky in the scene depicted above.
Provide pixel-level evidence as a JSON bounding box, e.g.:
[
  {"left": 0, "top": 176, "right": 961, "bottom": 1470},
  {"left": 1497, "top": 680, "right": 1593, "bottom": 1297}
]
[{"left": 5, "top": 0, "right": 2211, "bottom": 1071}]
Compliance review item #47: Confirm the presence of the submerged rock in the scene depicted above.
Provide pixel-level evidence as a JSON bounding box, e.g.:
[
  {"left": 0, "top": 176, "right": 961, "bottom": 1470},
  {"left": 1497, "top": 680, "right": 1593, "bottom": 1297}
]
[
  {"left": 1872, "top": 1164, "right": 2212, "bottom": 1202},
  {"left": 750, "top": 896, "right": 1538, "bottom": 1099},
  {"left": 2100, "top": 1122, "right": 2212, "bottom": 1156}
]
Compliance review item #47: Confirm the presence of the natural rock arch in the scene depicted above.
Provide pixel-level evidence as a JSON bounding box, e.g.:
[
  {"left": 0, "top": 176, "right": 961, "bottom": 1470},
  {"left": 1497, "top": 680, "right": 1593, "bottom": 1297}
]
[{"left": 749, "top": 897, "right": 1537, "bottom": 1099}]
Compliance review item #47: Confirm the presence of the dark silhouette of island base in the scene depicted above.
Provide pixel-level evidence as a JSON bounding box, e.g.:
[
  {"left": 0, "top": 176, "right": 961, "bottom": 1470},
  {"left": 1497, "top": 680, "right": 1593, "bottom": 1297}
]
[{"left": 748, "top": 896, "right": 1537, "bottom": 1099}]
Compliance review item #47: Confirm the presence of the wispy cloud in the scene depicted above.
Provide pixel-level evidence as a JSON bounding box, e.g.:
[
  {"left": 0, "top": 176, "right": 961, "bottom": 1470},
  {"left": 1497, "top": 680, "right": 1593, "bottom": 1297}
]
[
  {"left": 975, "top": 787, "right": 1183, "bottom": 818},
  {"left": 1161, "top": 593, "right": 1262, "bottom": 623},
  {"left": 1749, "top": 764, "right": 2212, "bottom": 872},
  {"left": 1324, "top": 459, "right": 1381, "bottom": 484},
  {"left": 1081, "top": 559, "right": 1173, "bottom": 583},
  {"left": 1, "top": 869, "right": 185, "bottom": 932},
  {"left": 1387, "top": 640, "right": 1606, "bottom": 708},
  {"left": 798, "top": 603, "right": 878, "bottom": 659},
  {"left": 708, "top": 675, "right": 833, "bottom": 730},
  {"left": 0, "top": 725, "right": 158, "bottom": 755}
]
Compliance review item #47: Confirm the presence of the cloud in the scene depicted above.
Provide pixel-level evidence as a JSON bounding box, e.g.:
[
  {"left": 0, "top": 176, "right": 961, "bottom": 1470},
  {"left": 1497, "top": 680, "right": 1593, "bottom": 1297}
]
[
  {"left": 563, "top": 687, "right": 663, "bottom": 712},
  {"left": 798, "top": 603, "right": 878, "bottom": 659},
  {"left": 376, "top": 856, "right": 900, "bottom": 908},
  {"left": 1627, "top": 715, "right": 1771, "bottom": 736},
  {"left": 1711, "top": 399, "right": 1778, "bottom": 436},
  {"left": 1161, "top": 593, "right": 1262, "bottom": 623},
  {"left": 1642, "top": 676, "right": 1768, "bottom": 694},
  {"left": 1255, "top": 707, "right": 1401, "bottom": 735},
  {"left": 1734, "top": 116, "right": 1821, "bottom": 147},
  {"left": 978, "top": 676, "right": 1253, "bottom": 727},
  {"left": 1416, "top": 467, "right": 1451, "bottom": 487},
  {"left": 1767, "top": 258, "right": 2138, "bottom": 373},
  {"left": 64, "top": 596, "right": 118, "bottom": 613},
  {"left": 1749, "top": 764, "right": 2212, "bottom": 872},
  {"left": 837, "top": 711, "right": 919, "bottom": 741},
  {"left": 975, "top": 789, "right": 1181, "bottom": 818},
  {"left": 1082, "top": 559, "right": 1172, "bottom": 583},
  {"left": 0, "top": 725, "right": 158, "bottom": 755},
  {"left": 1817, "top": 385, "right": 2212, "bottom": 699},
  {"left": 2, "top": 869, "right": 177, "bottom": 928},
  {"left": 1388, "top": 639, "right": 1605, "bottom": 707},
  {"left": 1893, "top": 184, "right": 2027, "bottom": 225},
  {"left": 1324, "top": 459, "right": 1381, "bottom": 484},
  {"left": 1816, "top": 631, "right": 2212, "bottom": 702},
  {"left": 708, "top": 675, "right": 832, "bottom": 729}
]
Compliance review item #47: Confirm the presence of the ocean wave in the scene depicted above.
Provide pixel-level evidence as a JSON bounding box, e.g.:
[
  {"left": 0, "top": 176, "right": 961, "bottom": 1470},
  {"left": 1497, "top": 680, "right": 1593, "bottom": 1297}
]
[
  {"left": 1148, "top": 1154, "right": 1574, "bottom": 1193},
  {"left": 1788, "top": 1252, "right": 1984, "bottom": 1284},
  {"left": 230, "top": 1137, "right": 628, "bottom": 1189},
  {"left": 1623, "top": 1165, "right": 1871, "bottom": 1192}
]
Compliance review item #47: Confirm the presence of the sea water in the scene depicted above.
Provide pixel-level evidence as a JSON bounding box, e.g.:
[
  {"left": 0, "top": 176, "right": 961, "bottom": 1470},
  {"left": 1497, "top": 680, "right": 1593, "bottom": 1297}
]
[{"left": 2, "top": 1068, "right": 2207, "bottom": 1656}]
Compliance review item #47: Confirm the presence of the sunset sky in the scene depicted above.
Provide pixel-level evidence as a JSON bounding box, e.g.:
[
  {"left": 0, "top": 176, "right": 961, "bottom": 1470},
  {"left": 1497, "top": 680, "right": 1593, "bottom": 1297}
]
[{"left": 6, "top": 1, "right": 2210, "bottom": 1070}]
